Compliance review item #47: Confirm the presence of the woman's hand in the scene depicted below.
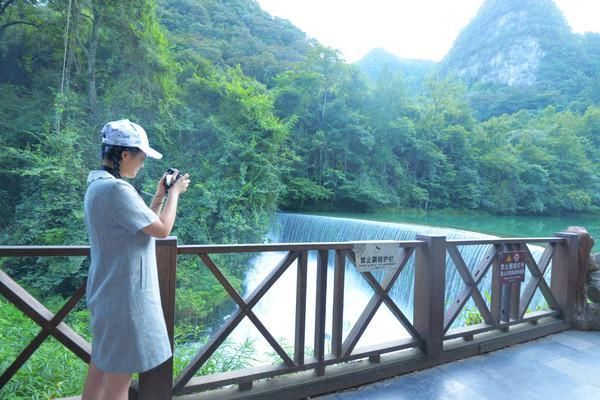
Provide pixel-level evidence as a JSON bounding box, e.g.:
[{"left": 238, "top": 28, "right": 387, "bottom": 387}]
[
  {"left": 170, "top": 173, "right": 190, "bottom": 195},
  {"left": 143, "top": 172, "right": 190, "bottom": 238}
]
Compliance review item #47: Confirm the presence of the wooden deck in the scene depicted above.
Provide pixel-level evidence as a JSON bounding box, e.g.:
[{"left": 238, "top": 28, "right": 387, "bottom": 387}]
[{"left": 316, "top": 329, "right": 600, "bottom": 400}]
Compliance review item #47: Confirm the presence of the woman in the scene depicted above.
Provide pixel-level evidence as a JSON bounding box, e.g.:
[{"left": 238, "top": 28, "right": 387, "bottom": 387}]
[{"left": 82, "top": 119, "right": 190, "bottom": 399}]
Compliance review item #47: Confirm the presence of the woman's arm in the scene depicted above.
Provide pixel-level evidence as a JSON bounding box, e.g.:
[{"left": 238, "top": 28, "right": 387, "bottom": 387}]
[
  {"left": 149, "top": 173, "right": 167, "bottom": 214},
  {"left": 149, "top": 193, "right": 165, "bottom": 214}
]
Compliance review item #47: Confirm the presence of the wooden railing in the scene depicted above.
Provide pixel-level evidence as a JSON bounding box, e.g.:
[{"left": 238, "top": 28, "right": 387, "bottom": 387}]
[{"left": 0, "top": 232, "right": 580, "bottom": 399}]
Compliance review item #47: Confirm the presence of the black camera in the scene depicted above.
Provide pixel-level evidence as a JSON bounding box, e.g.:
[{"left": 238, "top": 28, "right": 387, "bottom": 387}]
[{"left": 164, "top": 168, "right": 183, "bottom": 189}]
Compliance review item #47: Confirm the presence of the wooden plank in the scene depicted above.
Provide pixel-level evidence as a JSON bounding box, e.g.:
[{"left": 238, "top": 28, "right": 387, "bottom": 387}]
[
  {"left": 490, "top": 245, "right": 502, "bottom": 324},
  {"left": 0, "top": 270, "right": 55, "bottom": 326},
  {"left": 444, "top": 323, "right": 496, "bottom": 340},
  {"left": 314, "top": 250, "right": 328, "bottom": 376},
  {"left": 0, "top": 328, "right": 49, "bottom": 388},
  {"left": 510, "top": 282, "right": 521, "bottom": 320},
  {"left": 368, "top": 248, "right": 422, "bottom": 343},
  {"left": 447, "top": 238, "right": 563, "bottom": 246},
  {"left": 201, "top": 253, "right": 295, "bottom": 366},
  {"left": 53, "top": 321, "right": 92, "bottom": 362},
  {"left": 0, "top": 272, "right": 90, "bottom": 361},
  {"left": 342, "top": 249, "right": 418, "bottom": 357},
  {"left": 139, "top": 237, "right": 178, "bottom": 400},
  {"left": 551, "top": 233, "right": 579, "bottom": 323},
  {"left": 331, "top": 250, "right": 345, "bottom": 358},
  {"left": 339, "top": 338, "right": 418, "bottom": 363},
  {"left": 519, "top": 244, "right": 554, "bottom": 317},
  {"left": 294, "top": 251, "right": 308, "bottom": 365},
  {"left": 173, "top": 307, "right": 248, "bottom": 393},
  {"left": 176, "top": 241, "right": 424, "bottom": 255},
  {"left": 413, "top": 235, "right": 446, "bottom": 357},
  {"left": 0, "top": 246, "right": 89, "bottom": 257},
  {"left": 444, "top": 245, "right": 495, "bottom": 331},
  {"left": 179, "top": 338, "right": 419, "bottom": 394},
  {"left": 341, "top": 248, "right": 420, "bottom": 354},
  {"left": 342, "top": 279, "right": 384, "bottom": 357},
  {"left": 522, "top": 244, "right": 559, "bottom": 312},
  {"left": 174, "top": 252, "right": 298, "bottom": 393},
  {"left": 341, "top": 250, "right": 386, "bottom": 357},
  {"left": 175, "top": 320, "right": 567, "bottom": 400},
  {"left": 444, "top": 310, "right": 560, "bottom": 340}
]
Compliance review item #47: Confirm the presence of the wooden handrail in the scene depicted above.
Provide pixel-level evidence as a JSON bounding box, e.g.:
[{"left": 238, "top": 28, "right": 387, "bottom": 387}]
[
  {"left": 0, "top": 245, "right": 89, "bottom": 256},
  {"left": 176, "top": 240, "right": 425, "bottom": 254},
  {"left": 0, "top": 234, "right": 579, "bottom": 400}
]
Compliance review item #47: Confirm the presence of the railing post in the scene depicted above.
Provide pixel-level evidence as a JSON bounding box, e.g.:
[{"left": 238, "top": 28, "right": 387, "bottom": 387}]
[
  {"left": 138, "top": 236, "right": 178, "bottom": 400},
  {"left": 331, "top": 250, "right": 346, "bottom": 358},
  {"left": 314, "top": 249, "right": 328, "bottom": 376},
  {"left": 294, "top": 250, "right": 308, "bottom": 365},
  {"left": 414, "top": 235, "right": 446, "bottom": 358},
  {"left": 552, "top": 232, "right": 579, "bottom": 325}
]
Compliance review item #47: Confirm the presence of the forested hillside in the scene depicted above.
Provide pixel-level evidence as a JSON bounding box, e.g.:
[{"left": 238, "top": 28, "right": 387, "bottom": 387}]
[
  {"left": 156, "top": 0, "right": 311, "bottom": 84},
  {"left": 2, "top": 0, "right": 600, "bottom": 246}
]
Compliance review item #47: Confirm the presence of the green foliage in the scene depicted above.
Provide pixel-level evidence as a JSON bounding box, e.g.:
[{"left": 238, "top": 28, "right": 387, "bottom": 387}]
[
  {"left": 156, "top": 0, "right": 310, "bottom": 84},
  {"left": 461, "top": 291, "right": 491, "bottom": 327},
  {"left": 174, "top": 335, "right": 259, "bottom": 378},
  {"left": 0, "top": 297, "right": 258, "bottom": 398},
  {"left": 0, "top": 298, "right": 90, "bottom": 399},
  {"left": 462, "top": 305, "right": 484, "bottom": 326}
]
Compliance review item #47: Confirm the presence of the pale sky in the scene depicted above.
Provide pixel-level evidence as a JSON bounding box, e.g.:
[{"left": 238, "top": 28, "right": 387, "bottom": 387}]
[{"left": 256, "top": 0, "right": 600, "bottom": 63}]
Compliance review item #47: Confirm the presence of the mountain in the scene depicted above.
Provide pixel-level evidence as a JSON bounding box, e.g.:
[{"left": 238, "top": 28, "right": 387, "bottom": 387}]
[
  {"left": 353, "top": 0, "right": 600, "bottom": 119},
  {"left": 154, "top": 0, "right": 600, "bottom": 119},
  {"left": 440, "top": 0, "right": 600, "bottom": 118},
  {"left": 442, "top": 0, "right": 573, "bottom": 86},
  {"left": 157, "top": 0, "right": 313, "bottom": 84},
  {"left": 355, "top": 48, "right": 436, "bottom": 95}
]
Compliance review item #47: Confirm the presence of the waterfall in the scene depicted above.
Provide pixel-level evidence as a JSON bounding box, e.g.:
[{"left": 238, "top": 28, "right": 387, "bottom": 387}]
[
  {"left": 233, "top": 213, "right": 544, "bottom": 360},
  {"left": 223, "top": 213, "right": 541, "bottom": 362},
  {"left": 272, "top": 213, "right": 499, "bottom": 309}
]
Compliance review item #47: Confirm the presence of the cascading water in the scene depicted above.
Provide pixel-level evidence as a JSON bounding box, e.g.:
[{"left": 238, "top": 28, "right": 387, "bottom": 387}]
[
  {"left": 231, "top": 213, "right": 545, "bottom": 362},
  {"left": 273, "top": 213, "right": 499, "bottom": 308}
]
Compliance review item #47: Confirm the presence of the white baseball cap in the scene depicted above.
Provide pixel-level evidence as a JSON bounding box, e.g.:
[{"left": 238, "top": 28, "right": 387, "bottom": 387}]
[{"left": 101, "top": 119, "right": 163, "bottom": 159}]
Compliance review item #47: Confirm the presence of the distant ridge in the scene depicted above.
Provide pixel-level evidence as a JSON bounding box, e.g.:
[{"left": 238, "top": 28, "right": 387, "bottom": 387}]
[{"left": 355, "top": 48, "right": 436, "bottom": 94}]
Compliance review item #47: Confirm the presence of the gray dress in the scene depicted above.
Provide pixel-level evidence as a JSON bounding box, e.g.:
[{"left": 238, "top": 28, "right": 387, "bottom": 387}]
[{"left": 84, "top": 170, "right": 172, "bottom": 373}]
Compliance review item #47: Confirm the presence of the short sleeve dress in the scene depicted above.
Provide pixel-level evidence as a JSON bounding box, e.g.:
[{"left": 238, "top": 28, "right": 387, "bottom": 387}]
[{"left": 84, "top": 170, "right": 172, "bottom": 373}]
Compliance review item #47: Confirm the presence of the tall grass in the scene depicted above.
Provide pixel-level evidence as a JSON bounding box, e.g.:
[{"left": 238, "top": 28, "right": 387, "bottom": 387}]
[{"left": 1, "top": 298, "right": 261, "bottom": 398}]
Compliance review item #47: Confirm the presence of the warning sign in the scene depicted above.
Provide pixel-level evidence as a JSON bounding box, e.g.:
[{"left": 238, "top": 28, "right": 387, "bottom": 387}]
[
  {"left": 353, "top": 242, "right": 401, "bottom": 272},
  {"left": 498, "top": 251, "right": 526, "bottom": 284}
]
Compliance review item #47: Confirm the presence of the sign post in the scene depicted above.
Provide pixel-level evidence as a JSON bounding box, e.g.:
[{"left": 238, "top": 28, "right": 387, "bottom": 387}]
[{"left": 496, "top": 250, "right": 526, "bottom": 324}]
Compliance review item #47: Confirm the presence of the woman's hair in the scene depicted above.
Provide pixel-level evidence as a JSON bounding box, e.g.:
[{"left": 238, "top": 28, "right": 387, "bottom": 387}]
[{"left": 101, "top": 144, "right": 141, "bottom": 178}]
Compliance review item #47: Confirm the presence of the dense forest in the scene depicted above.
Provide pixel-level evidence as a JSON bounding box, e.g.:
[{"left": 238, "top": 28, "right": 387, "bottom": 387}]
[
  {"left": 1, "top": 0, "right": 600, "bottom": 396},
  {"left": 1, "top": 0, "right": 600, "bottom": 307}
]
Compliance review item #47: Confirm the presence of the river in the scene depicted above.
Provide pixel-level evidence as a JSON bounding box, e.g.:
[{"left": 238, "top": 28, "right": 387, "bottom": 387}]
[{"left": 308, "top": 210, "right": 600, "bottom": 251}]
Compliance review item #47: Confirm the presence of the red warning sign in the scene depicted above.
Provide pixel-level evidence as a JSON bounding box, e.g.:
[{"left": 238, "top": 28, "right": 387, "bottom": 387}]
[{"left": 498, "top": 251, "right": 526, "bottom": 284}]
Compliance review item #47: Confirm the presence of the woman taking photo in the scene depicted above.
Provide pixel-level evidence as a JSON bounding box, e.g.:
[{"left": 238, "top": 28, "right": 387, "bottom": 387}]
[{"left": 82, "top": 119, "right": 190, "bottom": 399}]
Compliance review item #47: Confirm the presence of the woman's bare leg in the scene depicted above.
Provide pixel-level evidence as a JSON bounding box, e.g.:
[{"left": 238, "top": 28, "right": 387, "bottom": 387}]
[
  {"left": 101, "top": 371, "right": 132, "bottom": 400},
  {"left": 82, "top": 362, "right": 131, "bottom": 400},
  {"left": 82, "top": 362, "right": 104, "bottom": 399}
]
